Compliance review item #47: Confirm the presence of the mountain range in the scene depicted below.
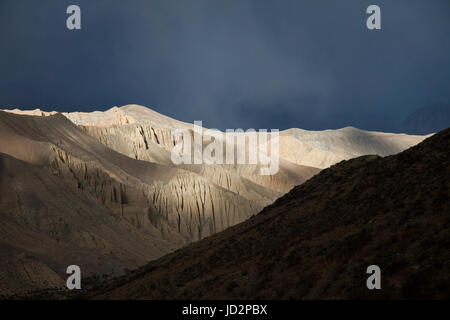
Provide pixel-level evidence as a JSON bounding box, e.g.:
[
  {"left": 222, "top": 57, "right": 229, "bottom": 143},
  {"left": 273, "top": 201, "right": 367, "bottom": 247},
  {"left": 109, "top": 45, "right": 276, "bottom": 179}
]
[{"left": 0, "top": 105, "right": 432, "bottom": 297}]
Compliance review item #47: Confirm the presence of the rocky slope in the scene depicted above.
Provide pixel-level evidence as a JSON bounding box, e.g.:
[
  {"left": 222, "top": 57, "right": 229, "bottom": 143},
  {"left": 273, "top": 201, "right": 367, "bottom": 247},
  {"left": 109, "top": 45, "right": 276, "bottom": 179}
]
[
  {"left": 0, "top": 111, "right": 270, "bottom": 241},
  {"left": 87, "top": 128, "right": 449, "bottom": 299},
  {"left": 0, "top": 152, "right": 166, "bottom": 296},
  {"left": 0, "top": 111, "right": 274, "bottom": 296}
]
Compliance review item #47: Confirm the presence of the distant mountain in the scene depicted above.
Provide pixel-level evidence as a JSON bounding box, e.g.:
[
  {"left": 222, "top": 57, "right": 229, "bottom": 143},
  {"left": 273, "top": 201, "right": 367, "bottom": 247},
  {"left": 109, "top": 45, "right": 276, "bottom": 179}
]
[
  {"left": 4, "top": 105, "right": 430, "bottom": 170},
  {"left": 279, "top": 126, "right": 429, "bottom": 169},
  {"left": 87, "top": 128, "right": 450, "bottom": 300},
  {"left": 0, "top": 105, "right": 430, "bottom": 297},
  {"left": 400, "top": 103, "right": 450, "bottom": 135}
]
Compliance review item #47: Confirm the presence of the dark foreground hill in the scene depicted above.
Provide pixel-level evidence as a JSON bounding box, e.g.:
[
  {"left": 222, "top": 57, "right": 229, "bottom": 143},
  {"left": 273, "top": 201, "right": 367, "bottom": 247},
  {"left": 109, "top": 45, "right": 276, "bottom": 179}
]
[{"left": 87, "top": 128, "right": 450, "bottom": 299}]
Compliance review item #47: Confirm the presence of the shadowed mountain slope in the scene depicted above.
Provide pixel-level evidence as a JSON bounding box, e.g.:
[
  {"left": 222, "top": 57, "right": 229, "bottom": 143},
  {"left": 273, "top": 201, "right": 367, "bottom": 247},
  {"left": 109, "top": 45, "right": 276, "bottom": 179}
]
[
  {"left": 88, "top": 128, "right": 450, "bottom": 299},
  {"left": 0, "top": 152, "right": 168, "bottom": 296}
]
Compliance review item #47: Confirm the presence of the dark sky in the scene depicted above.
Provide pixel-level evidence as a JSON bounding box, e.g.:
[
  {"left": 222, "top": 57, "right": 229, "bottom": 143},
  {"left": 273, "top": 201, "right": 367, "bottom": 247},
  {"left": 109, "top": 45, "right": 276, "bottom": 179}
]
[{"left": 0, "top": 0, "right": 449, "bottom": 131}]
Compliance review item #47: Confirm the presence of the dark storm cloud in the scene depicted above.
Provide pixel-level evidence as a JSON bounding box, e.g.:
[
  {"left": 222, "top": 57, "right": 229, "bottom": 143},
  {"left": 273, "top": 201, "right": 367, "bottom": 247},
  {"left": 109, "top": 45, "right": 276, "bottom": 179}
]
[{"left": 0, "top": 0, "right": 449, "bottom": 131}]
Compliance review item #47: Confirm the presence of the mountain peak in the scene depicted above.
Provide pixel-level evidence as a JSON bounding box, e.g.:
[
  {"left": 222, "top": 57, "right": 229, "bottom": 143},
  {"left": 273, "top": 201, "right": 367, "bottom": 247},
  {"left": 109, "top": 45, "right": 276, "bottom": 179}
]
[{"left": 400, "top": 103, "right": 450, "bottom": 135}]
